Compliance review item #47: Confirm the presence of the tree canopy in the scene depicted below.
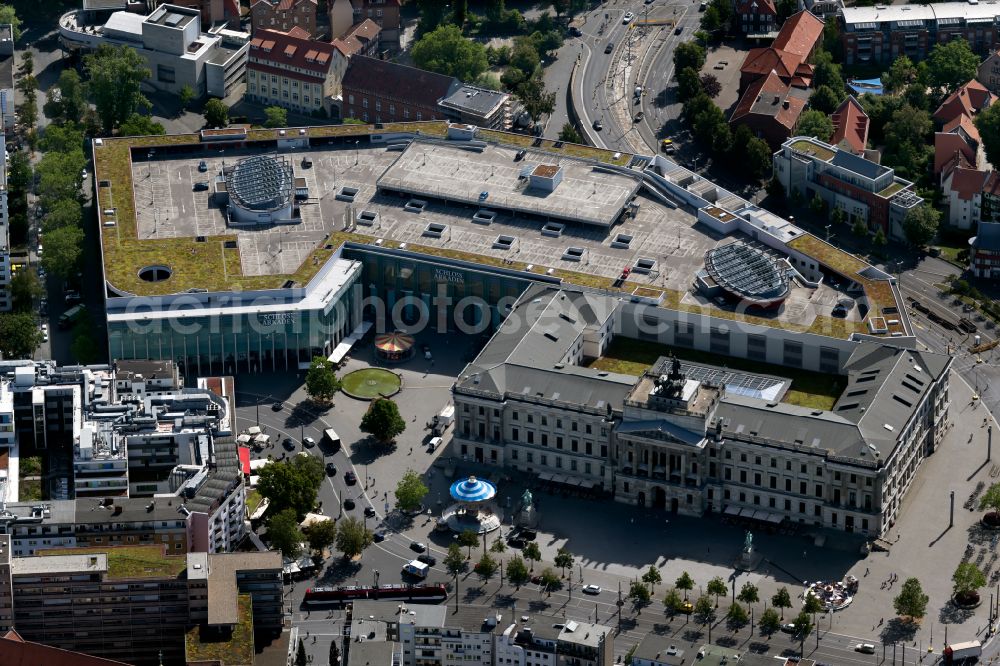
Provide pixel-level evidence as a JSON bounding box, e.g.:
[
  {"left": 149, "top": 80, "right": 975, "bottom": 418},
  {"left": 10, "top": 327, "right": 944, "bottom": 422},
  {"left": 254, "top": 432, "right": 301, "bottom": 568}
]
[
  {"left": 444, "top": 543, "right": 466, "bottom": 576},
  {"left": 118, "top": 113, "right": 165, "bottom": 137},
  {"left": 902, "top": 204, "right": 940, "bottom": 247},
  {"left": 558, "top": 122, "right": 582, "bottom": 143},
  {"left": 360, "top": 398, "right": 406, "bottom": 445},
  {"left": 457, "top": 529, "right": 480, "bottom": 558},
  {"left": 809, "top": 85, "right": 842, "bottom": 115},
  {"left": 42, "top": 225, "right": 84, "bottom": 281},
  {"left": 304, "top": 519, "right": 337, "bottom": 555},
  {"left": 884, "top": 55, "right": 919, "bottom": 93},
  {"left": 266, "top": 508, "right": 304, "bottom": 558},
  {"left": 628, "top": 581, "right": 652, "bottom": 604},
  {"left": 84, "top": 44, "right": 151, "bottom": 134},
  {"left": 394, "top": 469, "right": 429, "bottom": 512},
  {"left": 305, "top": 356, "right": 340, "bottom": 403},
  {"left": 0, "top": 4, "right": 21, "bottom": 41},
  {"left": 412, "top": 24, "right": 488, "bottom": 82},
  {"left": 980, "top": 482, "right": 1000, "bottom": 513},
  {"left": 796, "top": 109, "right": 834, "bottom": 142},
  {"left": 759, "top": 607, "right": 781, "bottom": 635},
  {"left": 335, "top": 516, "right": 372, "bottom": 558},
  {"left": 771, "top": 587, "right": 793, "bottom": 618},
  {"left": 506, "top": 555, "right": 530, "bottom": 586},
  {"left": 953, "top": 562, "right": 987, "bottom": 598},
  {"left": 554, "top": 547, "right": 574, "bottom": 576},
  {"left": 476, "top": 552, "right": 498, "bottom": 580},
  {"left": 927, "top": 39, "right": 980, "bottom": 92},
  {"left": 674, "top": 42, "right": 706, "bottom": 74},
  {"left": 976, "top": 103, "right": 1000, "bottom": 167},
  {"left": 265, "top": 105, "right": 288, "bottom": 128},
  {"left": 10, "top": 269, "right": 42, "bottom": 313},
  {"left": 256, "top": 454, "right": 325, "bottom": 518},
  {"left": 675, "top": 571, "right": 695, "bottom": 598},
  {"left": 893, "top": 577, "right": 929, "bottom": 619},
  {"left": 203, "top": 98, "right": 229, "bottom": 128}
]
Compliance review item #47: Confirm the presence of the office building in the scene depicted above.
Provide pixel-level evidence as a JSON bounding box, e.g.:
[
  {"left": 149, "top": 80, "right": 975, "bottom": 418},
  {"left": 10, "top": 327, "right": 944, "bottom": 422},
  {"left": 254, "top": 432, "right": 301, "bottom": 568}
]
[
  {"left": 773, "top": 135, "right": 923, "bottom": 240},
  {"left": 438, "top": 85, "right": 512, "bottom": 130},
  {"left": 58, "top": 3, "right": 249, "bottom": 99},
  {"left": 250, "top": 0, "right": 318, "bottom": 37}
]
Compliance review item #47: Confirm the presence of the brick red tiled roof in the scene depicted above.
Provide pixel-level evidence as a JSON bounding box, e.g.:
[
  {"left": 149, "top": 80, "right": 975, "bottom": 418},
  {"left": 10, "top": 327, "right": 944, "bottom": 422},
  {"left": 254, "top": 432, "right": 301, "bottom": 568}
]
[
  {"left": 947, "top": 165, "right": 989, "bottom": 201},
  {"left": 771, "top": 10, "right": 825, "bottom": 58},
  {"left": 252, "top": 0, "right": 316, "bottom": 11},
  {"left": 934, "top": 132, "right": 977, "bottom": 174},
  {"left": 341, "top": 56, "right": 459, "bottom": 110},
  {"left": 830, "top": 95, "right": 869, "bottom": 154},
  {"left": 934, "top": 80, "right": 996, "bottom": 124},
  {"left": 736, "top": 0, "right": 777, "bottom": 16},
  {"left": 943, "top": 112, "right": 981, "bottom": 145},
  {"left": 731, "top": 70, "right": 807, "bottom": 130},
  {"left": 249, "top": 28, "right": 344, "bottom": 75},
  {"left": 0, "top": 630, "right": 131, "bottom": 666}
]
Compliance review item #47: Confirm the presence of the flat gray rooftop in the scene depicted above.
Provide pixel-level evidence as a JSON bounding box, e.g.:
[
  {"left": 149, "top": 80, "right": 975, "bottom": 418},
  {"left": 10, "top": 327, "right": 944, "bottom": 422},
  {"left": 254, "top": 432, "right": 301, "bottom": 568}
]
[{"left": 376, "top": 141, "right": 640, "bottom": 227}]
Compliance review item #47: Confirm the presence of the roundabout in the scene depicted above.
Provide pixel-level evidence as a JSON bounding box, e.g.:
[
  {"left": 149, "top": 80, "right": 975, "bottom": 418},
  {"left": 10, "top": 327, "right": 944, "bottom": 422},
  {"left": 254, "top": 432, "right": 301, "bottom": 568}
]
[{"left": 341, "top": 368, "right": 402, "bottom": 400}]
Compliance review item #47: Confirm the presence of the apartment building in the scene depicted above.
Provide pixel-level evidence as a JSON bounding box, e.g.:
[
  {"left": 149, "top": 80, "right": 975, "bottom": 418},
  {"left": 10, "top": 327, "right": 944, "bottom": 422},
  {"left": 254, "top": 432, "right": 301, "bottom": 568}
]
[
  {"left": 329, "top": 0, "right": 400, "bottom": 49},
  {"left": 772, "top": 135, "right": 923, "bottom": 240},
  {"left": 438, "top": 85, "right": 512, "bottom": 130},
  {"left": 0, "top": 24, "right": 14, "bottom": 135},
  {"left": 341, "top": 56, "right": 459, "bottom": 124},
  {"left": 58, "top": 4, "right": 249, "bottom": 99},
  {"left": 113, "top": 359, "right": 183, "bottom": 398},
  {"left": 0, "top": 536, "right": 281, "bottom": 666},
  {"left": 971, "top": 220, "right": 1000, "bottom": 278},
  {"left": 735, "top": 0, "right": 777, "bottom": 37},
  {"left": 349, "top": 601, "right": 612, "bottom": 666},
  {"left": 0, "top": 498, "right": 188, "bottom": 557},
  {"left": 840, "top": 1, "right": 1000, "bottom": 65},
  {"left": 0, "top": 134, "right": 10, "bottom": 314},
  {"left": 978, "top": 49, "right": 1000, "bottom": 96},
  {"left": 246, "top": 27, "right": 348, "bottom": 116},
  {"left": 250, "top": 0, "right": 318, "bottom": 37}
]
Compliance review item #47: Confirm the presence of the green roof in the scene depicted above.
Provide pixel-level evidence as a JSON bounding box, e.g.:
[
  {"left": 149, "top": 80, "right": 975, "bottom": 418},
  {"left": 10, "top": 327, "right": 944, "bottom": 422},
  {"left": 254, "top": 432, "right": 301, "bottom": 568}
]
[
  {"left": 789, "top": 139, "right": 835, "bottom": 161},
  {"left": 185, "top": 594, "right": 256, "bottom": 665},
  {"left": 42, "top": 545, "right": 187, "bottom": 579}
]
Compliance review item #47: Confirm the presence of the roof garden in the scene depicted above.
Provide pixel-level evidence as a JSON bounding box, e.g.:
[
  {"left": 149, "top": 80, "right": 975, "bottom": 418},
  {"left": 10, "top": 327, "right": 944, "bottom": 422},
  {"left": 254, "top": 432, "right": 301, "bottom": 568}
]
[
  {"left": 878, "top": 181, "right": 906, "bottom": 197},
  {"left": 185, "top": 594, "right": 255, "bottom": 665},
  {"left": 42, "top": 545, "right": 188, "bottom": 579},
  {"left": 789, "top": 139, "right": 836, "bottom": 161}
]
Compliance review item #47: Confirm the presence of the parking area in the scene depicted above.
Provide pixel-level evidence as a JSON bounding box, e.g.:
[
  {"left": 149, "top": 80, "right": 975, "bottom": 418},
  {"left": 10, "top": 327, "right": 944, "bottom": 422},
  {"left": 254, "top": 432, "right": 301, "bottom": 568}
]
[{"left": 702, "top": 43, "right": 748, "bottom": 115}]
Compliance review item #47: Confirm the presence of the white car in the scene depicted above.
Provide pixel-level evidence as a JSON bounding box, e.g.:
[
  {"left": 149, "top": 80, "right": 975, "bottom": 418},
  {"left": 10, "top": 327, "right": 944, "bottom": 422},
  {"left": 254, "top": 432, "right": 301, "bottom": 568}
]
[
  {"left": 582, "top": 584, "right": 602, "bottom": 595},
  {"left": 40, "top": 324, "right": 48, "bottom": 343},
  {"left": 81, "top": 169, "right": 88, "bottom": 179},
  {"left": 622, "top": 11, "right": 635, "bottom": 24}
]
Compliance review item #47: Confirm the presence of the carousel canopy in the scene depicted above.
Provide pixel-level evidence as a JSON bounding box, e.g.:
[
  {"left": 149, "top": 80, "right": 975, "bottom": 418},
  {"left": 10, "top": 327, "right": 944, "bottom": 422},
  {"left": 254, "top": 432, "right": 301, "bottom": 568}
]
[
  {"left": 450, "top": 476, "right": 497, "bottom": 503},
  {"left": 374, "top": 331, "right": 414, "bottom": 353}
]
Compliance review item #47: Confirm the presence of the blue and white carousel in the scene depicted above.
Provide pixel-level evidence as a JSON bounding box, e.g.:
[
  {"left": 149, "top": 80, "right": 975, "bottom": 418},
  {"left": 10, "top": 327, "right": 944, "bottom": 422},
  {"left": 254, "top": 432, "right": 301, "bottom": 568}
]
[{"left": 441, "top": 475, "right": 503, "bottom": 534}]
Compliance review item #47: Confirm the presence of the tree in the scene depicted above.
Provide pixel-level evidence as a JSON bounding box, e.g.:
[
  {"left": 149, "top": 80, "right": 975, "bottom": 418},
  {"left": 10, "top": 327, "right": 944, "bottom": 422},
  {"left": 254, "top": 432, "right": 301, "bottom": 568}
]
[
  {"left": 852, "top": 217, "right": 868, "bottom": 237},
  {"left": 726, "top": 602, "right": 748, "bottom": 630},
  {"left": 7, "top": 150, "right": 30, "bottom": 192},
  {"left": 737, "top": 582, "right": 759, "bottom": 611},
  {"left": 10, "top": 269, "right": 43, "bottom": 313},
  {"left": 796, "top": 109, "right": 834, "bottom": 142},
  {"left": 554, "top": 547, "right": 574, "bottom": 577},
  {"left": 203, "top": 98, "right": 229, "bottom": 128},
  {"left": 980, "top": 483, "right": 1000, "bottom": 524},
  {"left": 663, "top": 588, "right": 683, "bottom": 617},
  {"left": 693, "top": 596, "right": 716, "bottom": 640},
  {"left": 39, "top": 122, "right": 86, "bottom": 154},
  {"left": 539, "top": 567, "right": 562, "bottom": 593},
  {"left": 873, "top": 227, "right": 887, "bottom": 249},
  {"left": 707, "top": 576, "right": 727, "bottom": 608},
  {"left": 700, "top": 4, "right": 723, "bottom": 31},
  {"left": 976, "top": 103, "right": 1000, "bottom": 167},
  {"left": 884, "top": 55, "right": 918, "bottom": 93},
  {"left": 895, "top": 578, "right": 931, "bottom": 621},
  {"left": 118, "top": 113, "right": 165, "bottom": 137},
  {"left": 305, "top": 356, "right": 340, "bottom": 403},
  {"left": 412, "top": 24, "right": 488, "bottom": 82},
  {"left": 445, "top": 543, "right": 466, "bottom": 577},
  {"left": 53, "top": 69, "right": 86, "bottom": 123},
  {"left": 674, "top": 42, "right": 706, "bottom": 73},
  {"left": 759, "top": 607, "right": 781, "bottom": 635},
  {"left": 490, "top": 538, "right": 507, "bottom": 554},
  {"left": 329, "top": 635, "right": 341, "bottom": 666},
  {"left": 953, "top": 562, "right": 987, "bottom": 603},
  {"left": 335, "top": 516, "right": 372, "bottom": 558},
  {"left": 810, "top": 193, "right": 826, "bottom": 216},
  {"left": 506, "top": 554, "right": 530, "bottom": 587},
  {"left": 884, "top": 104, "right": 932, "bottom": 178},
  {"left": 457, "top": 528, "right": 480, "bottom": 558},
  {"left": 699, "top": 73, "right": 721, "bottom": 98},
  {"left": 266, "top": 508, "right": 304, "bottom": 558},
  {"left": 558, "top": 122, "right": 582, "bottom": 143},
  {"left": 793, "top": 610, "right": 813, "bottom": 655},
  {"left": 395, "top": 469, "right": 429, "bottom": 512},
  {"left": 927, "top": 39, "right": 979, "bottom": 92},
  {"left": 509, "top": 37, "right": 541, "bottom": 76},
  {"left": 296, "top": 639, "right": 307, "bottom": 666},
  {"left": 675, "top": 571, "right": 694, "bottom": 600},
  {"left": 256, "top": 454, "right": 325, "bottom": 518},
  {"left": 902, "top": 204, "right": 940, "bottom": 247},
  {"left": 265, "top": 105, "right": 288, "bottom": 128},
  {"left": 642, "top": 566, "right": 662, "bottom": 591},
  {"left": 0, "top": 313, "right": 42, "bottom": 359},
  {"left": 515, "top": 76, "right": 555, "bottom": 121},
  {"left": 360, "top": 398, "right": 406, "bottom": 445},
  {"left": 476, "top": 552, "right": 498, "bottom": 580},
  {"left": 677, "top": 67, "right": 702, "bottom": 102},
  {"left": 746, "top": 137, "right": 773, "bottom": 180},
  {"left": 71, "top": 314, "right": 101, "bottom": 365},
  {"left": 629, "top": 581, "right": 652, "bottom": 606},
  {"left": 305, "top": 519, "right": 337, "bottom": 556},
  {"left": 809, "top": 85, "right": 842, "bottom": 115},
  {"left": 36, "top": 150, "right": 87, "bottom": 206},
  {"left": 776, "top": 0, "right": 797, "bottom": 21},
  {"left": 811, "top": 50, "right": 844, "bottom": 94},
  {"left": 0, "top": 5, "right": 21, "bottom": 41},
  {"left": 179, "top": 85, "right": 196, "bottom": 110},
  {"left": 771, "top": 587, "right": 792, "bottom": 619},
  {"left": 803, "top": 591, "right": 824, "bottom": 618},
  {"left": 831, "top": 207, "right": 846, "bottom": 227},
  {"left": 523, "top": 541, "right": 541, "bottom": 570},
  {"left": 41, "top": 226, "right": 84, "bottom": 281},
  {"left": 84, "top": 44, "right": 151, "bottom": 134}
]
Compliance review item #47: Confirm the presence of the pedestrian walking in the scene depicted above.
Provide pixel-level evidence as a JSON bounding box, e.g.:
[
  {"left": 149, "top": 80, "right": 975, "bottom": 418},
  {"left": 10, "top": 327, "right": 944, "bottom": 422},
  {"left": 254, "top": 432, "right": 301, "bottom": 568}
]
[{"left": 864, "top": 567, "right": 869, "bottom": 576}]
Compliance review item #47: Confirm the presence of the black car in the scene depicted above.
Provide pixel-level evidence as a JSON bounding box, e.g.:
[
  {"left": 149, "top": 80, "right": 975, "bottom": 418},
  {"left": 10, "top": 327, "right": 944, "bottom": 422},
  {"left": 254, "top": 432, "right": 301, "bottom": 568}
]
[
  {"left": 282, "top": 438, "right": 295, "bottom": 451},
  {"left": 271, "top": 401, "right": 283, "bottom": 411},
  {"left": 373, "top": 530, "right": 387, "bottom": 542},
  {"left": 507, "top": 535, "right": 527, "bottom": 549},
  {"left": 592, "top": 119, "right": 603, "bottom": 131},
  {"left": 675, "top": 26, "right": 683, "bottom": 35},
  {"left": 569, "top": 26, "right": 583, "bottom": 37},
  {"left": 409, "top": 541, "right": 427, "bottom": 553},
  {"left": 344, "top": 471, "right": 357, "bottom": 485},
  {"left": 325, "top": 462, "right": 337, "bottom": 476},
  {"left": 193, "top": 181, "right": 209, "bottom": 192},
  {"left": 514, "top": 149, "right": 527, "bottom": 161},
  {"left": 604, "top": 42, "right": 614, "bottom": 54},
  {"left": 343, "top": 498, "right": 356, "bottom": 510},
  {"left": 417, "top": 553, "right": 437, "bottom": 566},
  {"left": 831, "top": 306, "right": 848, "bottom": 318},
  {"left": 364, "top": 506, "right": 377, "bottom": 517}
]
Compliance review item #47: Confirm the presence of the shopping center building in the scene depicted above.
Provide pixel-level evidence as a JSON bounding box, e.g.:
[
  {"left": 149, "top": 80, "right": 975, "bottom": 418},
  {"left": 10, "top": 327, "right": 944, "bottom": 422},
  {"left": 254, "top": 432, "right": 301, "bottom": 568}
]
[{"left": 94, "top": 122, "right": 914, "bottom": 377}]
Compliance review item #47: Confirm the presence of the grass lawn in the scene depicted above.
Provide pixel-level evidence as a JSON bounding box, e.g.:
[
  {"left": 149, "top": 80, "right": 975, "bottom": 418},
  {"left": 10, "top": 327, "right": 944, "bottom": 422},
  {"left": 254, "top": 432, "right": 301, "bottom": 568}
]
[
  {"left": 341, "top": 368, "right": 402, "bottom": 399},
  {"left": 19, "top": 478, "right": 41, "bottom": 501},
  {"left": 20, "top": 456, "right": 42, "bottom": 476},
  {"left": 588, "top": 337, "right": 847, "bottom": 410},
  {"left": 43, "top": 545, "right": 187, "bottom": 579},
  {"left": 246, "top": 489, "right": 264, "bottom": 514}
]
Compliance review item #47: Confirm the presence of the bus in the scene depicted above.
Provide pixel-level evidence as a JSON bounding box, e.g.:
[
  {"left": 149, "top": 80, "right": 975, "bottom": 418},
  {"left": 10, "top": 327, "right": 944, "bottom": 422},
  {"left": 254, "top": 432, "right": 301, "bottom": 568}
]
[{"left": 303, "top": 583, "right": 447, "bottom": 606}]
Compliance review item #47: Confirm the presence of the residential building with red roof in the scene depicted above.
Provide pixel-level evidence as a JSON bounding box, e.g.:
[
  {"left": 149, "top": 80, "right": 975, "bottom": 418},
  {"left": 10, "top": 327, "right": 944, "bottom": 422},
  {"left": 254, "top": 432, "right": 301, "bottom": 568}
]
[
  {"left": 341, "top": 56, "right": 460, "bottom": 124},
  {"left": 332, "top": 17, "right": 380, "bottom": 58},
  {"left": 830, "top": 95, "right": 869, "bottom": 155},
  {"left": 933, "top": 79, "right": 995, "bottom": 124},
  {"left": 738, "top": 10, "right": 824, "bottom": 94},
  {"left": 977, "top": 49, "right": 1000, "bottom": 96},
  {"left": 735, "top": 0, "right": 777, "bottom": 37},
  {"left": 251, "top": 0, "right": 317, "bottom": 37},
  {"left": 942, "top": 164, "right": 989, "bottom": 228},
  {"left": 245, "top": 27, "right": 349, "bottom": 116},
  {"left": 730, "top": 71, "right": 810, "bottom": 149},
  {"left": 329, "top": 0, "right": 400, "bottom": 50}
]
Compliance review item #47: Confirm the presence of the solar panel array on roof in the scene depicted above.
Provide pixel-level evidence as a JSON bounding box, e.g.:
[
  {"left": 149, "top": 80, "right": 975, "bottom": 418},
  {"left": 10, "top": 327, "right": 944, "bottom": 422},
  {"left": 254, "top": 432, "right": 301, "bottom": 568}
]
[
  {"left": 653, "top": 357, "right": 788, "bottom": 401},
  {"left": 704, "top": 242, "right": 790, "bottom": 302}
]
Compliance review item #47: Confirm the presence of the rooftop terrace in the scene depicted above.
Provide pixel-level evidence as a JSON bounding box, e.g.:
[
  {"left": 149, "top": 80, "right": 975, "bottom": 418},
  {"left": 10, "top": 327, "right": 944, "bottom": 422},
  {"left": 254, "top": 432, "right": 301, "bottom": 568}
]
[
  {"left": 42, "top": 545, "right": 188, "bottom": 579},
  {"left": 185, "top": 594, "right": 255, "bottom": 664}
]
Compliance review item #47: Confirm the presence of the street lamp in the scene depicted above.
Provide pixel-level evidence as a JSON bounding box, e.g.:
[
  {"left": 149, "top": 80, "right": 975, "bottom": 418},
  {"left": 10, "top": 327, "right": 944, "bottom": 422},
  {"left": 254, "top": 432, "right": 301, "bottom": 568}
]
[{"left": 355, "top": 140, "right": 360, "bottom": 166}]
